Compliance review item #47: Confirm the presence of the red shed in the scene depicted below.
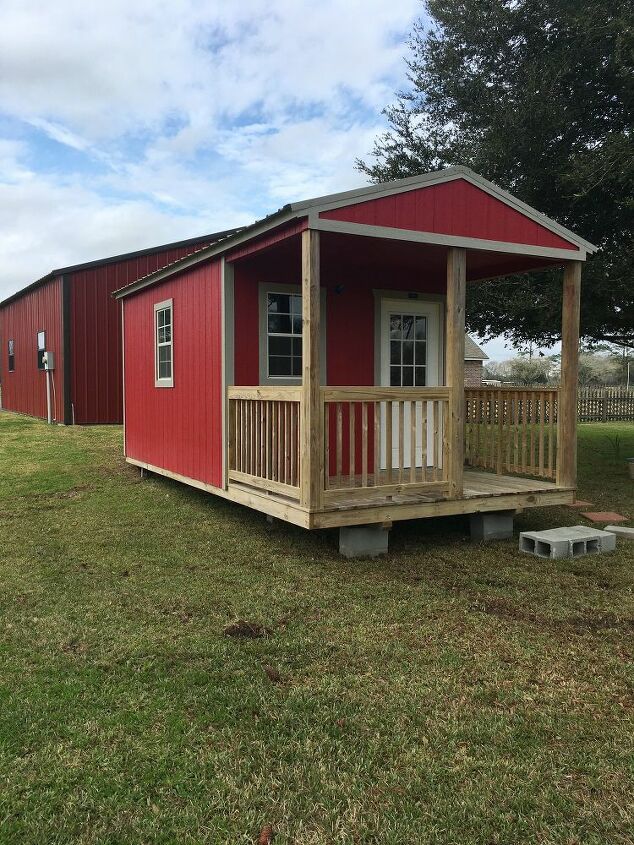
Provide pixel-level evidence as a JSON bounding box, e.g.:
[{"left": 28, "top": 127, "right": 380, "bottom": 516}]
[
  {"left": 115, "top": 167, "right": 595, "bottom": 546},
  {"left": 0, "top": 230, "right": 238, "bottom": 424}
]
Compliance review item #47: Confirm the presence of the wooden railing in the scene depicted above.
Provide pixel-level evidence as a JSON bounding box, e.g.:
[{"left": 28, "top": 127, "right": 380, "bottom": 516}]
[
  {"left": 464, "top": 388, "right": 559, "bottom": 480},
  {"left": 322, "top": 387, "right": 451, "bottom": 503},
  {"left": 227, "top": 387, "right": 302, "bottom": 498}
]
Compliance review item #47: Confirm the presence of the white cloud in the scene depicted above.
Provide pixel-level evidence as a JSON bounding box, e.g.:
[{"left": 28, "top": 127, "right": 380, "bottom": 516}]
[{"left": 0, "top": 0, "right": 423, "bottom": 298}]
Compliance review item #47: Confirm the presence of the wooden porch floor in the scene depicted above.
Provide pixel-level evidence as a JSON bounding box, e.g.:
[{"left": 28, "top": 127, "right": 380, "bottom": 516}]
[{"left": 226, "top": 468, "right": 575, "bottom": 529}]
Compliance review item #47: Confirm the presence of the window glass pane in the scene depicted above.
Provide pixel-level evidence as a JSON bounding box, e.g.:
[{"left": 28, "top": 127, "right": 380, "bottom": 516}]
[
  {"left": 158, "top": 326, "right": 166, "bottom": 344},
  {"left": 8, "top": 340, "right": 14, "bottom": 355},
  {"left": 390, "top": 315, "right": 402, "bottom": 339},
  {"left": 291, "top": 315, "right": 302, "bottom": 334},
  {"left": 402, "top": 340, "right": 414, "bottom": 365},
  {"left": 268, "top": 314, "right": 292, "bottom": 334},
  {"left": 390, "top": 341, "right": 401, "bottom": 365},
  {"left": 269, "top": 356, "right": 292, "bottom": 376},
  {"left": 415, "top": 317, "right": 426, "bottom": 339},
  {"left": 402, "top": 366, "right": 414, "bottom": 386},
  {"left": 157, "top": 309, "right": 165, "bottom": 327},
  {"left": 158, "top": 359, "right": 171, "bottom": 379},
  {"left": 269, "top": 336, "right": 292, "bottom": 356},
  {"left": 415, "top": 366, "right": 426, "bottom": 386},
  {"left": 291, "top": 356, "right": 302, "bottom": 377},
  {"left": 158, "top": 346, "right": 171, "bottom": 365},
  {"left": 268, "top": 293, "right": 291, "bottom": 314},
  {"left": 292, "top": 337, "right": 302, "bottom": 357},
  {"left": 290, "top": 295, "right": 302, "bottom": 316},
  {"left": 390, "top": 366, "right": 401, "bottom": 386},
  {"left": 402, "top": 315, "right": 414, "bottom": 339},
  {"left": 415, "top": 341, "right": 426, "bottom": 365},
  {"left": 37, "top": 331, "right": 46, "bottom": 351}
]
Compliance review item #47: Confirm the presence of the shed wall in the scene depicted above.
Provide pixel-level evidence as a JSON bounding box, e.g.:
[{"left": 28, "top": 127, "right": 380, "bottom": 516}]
[
  {"left": 233, "top": 250, "right": 445, "bottom": 387},
  {"left": 123, "top": 260, "right": 224, "bottom": 488},
  {"left": 0, "top": 277, "right": 64, "bottom": 421},
  {"left": 70, "top": 243, "right": 212, "bottom": 425}
]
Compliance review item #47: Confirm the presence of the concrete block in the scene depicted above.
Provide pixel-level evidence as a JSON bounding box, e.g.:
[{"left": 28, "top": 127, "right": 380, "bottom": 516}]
[
  {"left": 519, "top": 525, "right": 617, "bottom": 559},
  {"left": 469, "top": 510, "right": 514, "bottom": 541},
  {"left": 339, "top": 524, "right": 389, "bottom": 558},
  {"left": 605, "top": 524, "right": 634, "bottom": 540}
]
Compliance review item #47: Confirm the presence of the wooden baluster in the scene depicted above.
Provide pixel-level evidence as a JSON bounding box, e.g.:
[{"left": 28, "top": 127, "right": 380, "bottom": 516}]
[
  {"left": 268, "top": 401, "right": 274, "bottom": 481},
  {"left": 505, "top": 392, "right": 511, "bottom": 473},
  {"left": 521, "top": 391, "right": 527, "bottom": 473},
  {"left": 496, "top": 390, "right": 503, "bottom": 475},
  {"left": 284, "top": 402, "right": 290, "bottom": 485},
  {"left": 398, "top": 400, "right": 405, "bottom": 483},
  {"left": 277, "top": 402, "right": 283, "bottom": 483},
  {"left": 548, "top": 393, "right": 555, "bottom": 478},
  {"left": 373, "top": 401, "right": 380, "bottom": 488},
  {"left": 528, "top": 390, "right": 536, "bottom": 475},
  {"left": 538, "top": 391, "right": 545, "bottom": 476},
  {"left": 438, "top": 401, "right": 449, "bottom": 481},
  {"left": 349, "top": 403, "right": 356, "bottom": 487},
  {"left": 361, "top": 402, "right": 369, "bottom": 488},
  {"left": 431, "top": 402, "right": 440, "bottom": 481},
  {"left": 323, "top": 402, "right": 329, "bottom": 490},
  {"left": 336, "top": 402, "right": 343, "bottom": 484},
  {"left": 421, "top": 401, "right": 428, "bottom": 481},
  {"left": 386, "top": 401, "right": 393, "bottom": 484},
  {"left": 474, "top": 390, "right": 482, "bottom": 466},
  {"left": 410, "top": 400, "right": 416, "bottom": 483}
]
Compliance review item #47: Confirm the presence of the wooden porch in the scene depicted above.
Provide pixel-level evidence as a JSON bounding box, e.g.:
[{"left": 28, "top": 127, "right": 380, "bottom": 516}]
[
  {"left": 224, "top": 230, "right": 581, "bottom": 530},
  {"left": 226, "top": 383, "right": 574, "bottom": 529}
]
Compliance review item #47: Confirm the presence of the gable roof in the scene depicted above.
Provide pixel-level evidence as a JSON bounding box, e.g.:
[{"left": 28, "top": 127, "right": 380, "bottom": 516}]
[
  {"left": 465, "top": 335, "right": 488, "bottom": 361},
  {"left": 0, "top": 227, "right": 242, "bottom": 309},
  {"left": 114, "top": 166, "right": 597, "bottom": 300}
]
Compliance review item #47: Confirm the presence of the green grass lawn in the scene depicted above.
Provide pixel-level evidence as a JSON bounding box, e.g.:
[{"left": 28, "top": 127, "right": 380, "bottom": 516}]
[{"left": 0, "top": 414, "right": 632, "bottom": 845}]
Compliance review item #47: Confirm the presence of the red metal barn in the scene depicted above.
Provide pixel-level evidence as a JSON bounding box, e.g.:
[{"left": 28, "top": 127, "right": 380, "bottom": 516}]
[
  {"left": 0, "top": 230, "right": 238, "bottom": 424},
  {"left": 116, "top": 167, "right": 595, "bottom": 544}
]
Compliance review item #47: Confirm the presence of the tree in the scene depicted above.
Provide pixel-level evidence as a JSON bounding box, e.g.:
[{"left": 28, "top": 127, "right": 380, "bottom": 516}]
[{"left": 358, "top": 0, "right": 634, "bottom": 348}]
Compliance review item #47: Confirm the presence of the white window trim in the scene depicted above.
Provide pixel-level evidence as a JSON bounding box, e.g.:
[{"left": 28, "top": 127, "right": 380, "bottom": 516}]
[
  {"left": 154, "top": 298, "right": 174, "bottom": 388},
  {"left": 258, "top": 282, "right": 327, "bottom": 386}
]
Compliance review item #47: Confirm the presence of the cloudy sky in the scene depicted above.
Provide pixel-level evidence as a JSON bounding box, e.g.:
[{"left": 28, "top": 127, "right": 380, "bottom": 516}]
[
  {"left": 0, "top": 1, "right": 423, "bottom": 290},
  {"left": 0, "top": 0, "right": 521, "bottom": 359}
]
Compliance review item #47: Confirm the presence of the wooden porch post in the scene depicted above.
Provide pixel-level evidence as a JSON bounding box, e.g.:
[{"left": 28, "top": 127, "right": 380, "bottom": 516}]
[
  {"left": 557, "top": 260, "right": 582, "bottom": 488},
  {"left": 301, "top": 228, "right": 322, "bottom": 510},
  {"left": 445, "top": 247, "right": 466, "bottom": 498}
]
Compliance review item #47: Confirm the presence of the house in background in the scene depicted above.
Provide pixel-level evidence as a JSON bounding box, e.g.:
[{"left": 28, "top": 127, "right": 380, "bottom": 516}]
[
  {"left": 115, "top": 166, "right": 594, "bottom": 551},
  {"left": 464, "top": 335, "right": 488, "bottom": 386},
  {"left": 0, "top": 230, "right": 239, "bottom": 424}
]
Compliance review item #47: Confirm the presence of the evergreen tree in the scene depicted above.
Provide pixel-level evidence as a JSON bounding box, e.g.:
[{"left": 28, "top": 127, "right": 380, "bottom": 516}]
[{"left": 358, "top": 0, "right": 634, "bottom": 347}]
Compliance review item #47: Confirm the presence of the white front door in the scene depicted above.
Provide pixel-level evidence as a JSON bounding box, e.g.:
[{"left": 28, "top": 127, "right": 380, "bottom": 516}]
[{"left": 380, "top": 298, "right": 442, "bottom": 469}]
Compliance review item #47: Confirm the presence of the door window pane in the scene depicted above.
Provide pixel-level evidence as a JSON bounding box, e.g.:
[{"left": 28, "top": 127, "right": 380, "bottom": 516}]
[{"left": 389, "top": 312, "right": 429, "bottom": 388}]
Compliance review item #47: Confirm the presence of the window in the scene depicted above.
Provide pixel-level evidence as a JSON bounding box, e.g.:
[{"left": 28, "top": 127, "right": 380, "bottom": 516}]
[
  {"left": 7, "top": 339, "right": 14, "bottom": 372},
  {"left": 258, "top": 283, "right": 326, "bottom": 385},
  {"left": 266, "top": 292, "right": 303, "bottom": 378},
  {"left": 154, "top": 299, "right": 173, "bottom": 387},
  {"left": 37, "top": 330, "right": 46, "bottom": 369}
]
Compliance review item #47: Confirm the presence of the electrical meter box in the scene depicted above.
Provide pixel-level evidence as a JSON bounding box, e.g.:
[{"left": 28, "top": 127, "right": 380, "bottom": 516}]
[{"left": 42, "top": 351, "right": 55, "bottom": 371}]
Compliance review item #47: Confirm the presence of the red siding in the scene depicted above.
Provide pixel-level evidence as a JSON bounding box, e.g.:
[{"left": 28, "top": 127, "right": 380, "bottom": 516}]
[
  {"left": 233, "top": 238, "right": 445, "bottom": 388},
  {"left": 321, "top": 178, "right": 578, "bottom": 250},
  {"left": 0, "top": 277, "right": 64, "bottom": 421},
  {"left": 70, "top": 244, "right": 212, "bottom": 425},
  {"left": 123, "top": 260, "right": 223, "bottom": 488}
]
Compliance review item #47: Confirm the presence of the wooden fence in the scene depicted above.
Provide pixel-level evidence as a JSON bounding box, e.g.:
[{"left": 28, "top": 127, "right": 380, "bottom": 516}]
[{"left": 576, "top": 388, "right": 634, "bottom": 422}]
